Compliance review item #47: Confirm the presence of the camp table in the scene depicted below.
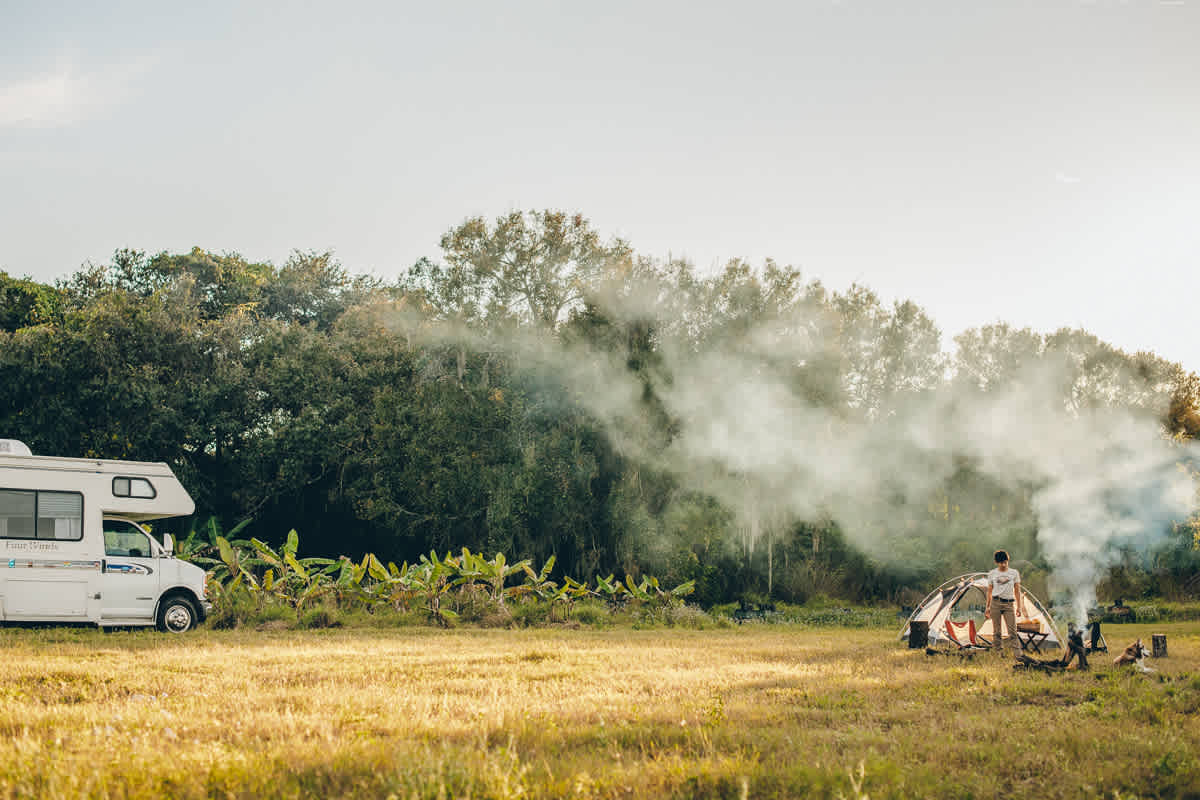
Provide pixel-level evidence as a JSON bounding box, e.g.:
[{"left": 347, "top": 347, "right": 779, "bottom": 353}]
[{"left": 1017, "top": 628, "right": 1050, "bottom": 653}]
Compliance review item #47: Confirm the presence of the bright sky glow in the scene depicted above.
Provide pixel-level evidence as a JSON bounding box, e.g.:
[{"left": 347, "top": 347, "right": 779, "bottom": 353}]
[{"left": 2, "top": 1, "right": 1197, "bottom": 370}]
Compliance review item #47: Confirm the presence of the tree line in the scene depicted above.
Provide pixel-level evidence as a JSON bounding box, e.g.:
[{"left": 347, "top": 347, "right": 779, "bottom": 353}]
[{"left": 2, "top": 210, "right": 1197, "bottom": 606}]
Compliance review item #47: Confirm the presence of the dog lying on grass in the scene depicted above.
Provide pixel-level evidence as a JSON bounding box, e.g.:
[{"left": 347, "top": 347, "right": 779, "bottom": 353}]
[{"left": 1113, "top": 639, "right": 1154, "bottom": 673}]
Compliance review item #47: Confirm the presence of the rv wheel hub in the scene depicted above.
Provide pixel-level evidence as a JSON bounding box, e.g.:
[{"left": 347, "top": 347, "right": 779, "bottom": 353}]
[{"left": 165, "top": 605, "right": 192, "bottom": 631}]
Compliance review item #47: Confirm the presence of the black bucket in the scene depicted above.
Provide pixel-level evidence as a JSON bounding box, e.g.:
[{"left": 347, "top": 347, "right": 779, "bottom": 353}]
[{"left": 908, "top": 620, "right": 929, "bottom": 649}]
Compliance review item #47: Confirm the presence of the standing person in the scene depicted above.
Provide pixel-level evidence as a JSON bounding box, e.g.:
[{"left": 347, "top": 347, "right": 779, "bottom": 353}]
[{"left": 985, "top": 549, "right": 1024, "bottom": 656}]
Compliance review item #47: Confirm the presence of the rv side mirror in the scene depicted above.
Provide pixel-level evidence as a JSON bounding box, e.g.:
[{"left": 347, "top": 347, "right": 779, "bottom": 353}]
[{"left": 162, "top": 533, "right": 174, "bottom": 556}]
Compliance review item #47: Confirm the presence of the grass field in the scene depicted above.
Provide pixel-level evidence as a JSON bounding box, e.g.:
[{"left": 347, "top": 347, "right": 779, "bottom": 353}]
[{"left": 0, "top": 622, "right": 1197, "bottom": 799}]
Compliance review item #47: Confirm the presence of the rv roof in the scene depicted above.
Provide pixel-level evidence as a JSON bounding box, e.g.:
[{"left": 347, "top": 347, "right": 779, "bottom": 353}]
[{"left": 0, "top": 453, "right": 177, "bottom": 477}]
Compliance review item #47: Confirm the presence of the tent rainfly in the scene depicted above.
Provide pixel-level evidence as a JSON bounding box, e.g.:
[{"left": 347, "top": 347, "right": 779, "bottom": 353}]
[{"left": 900, "top": 573, "right": 1063, "bottom": 651}]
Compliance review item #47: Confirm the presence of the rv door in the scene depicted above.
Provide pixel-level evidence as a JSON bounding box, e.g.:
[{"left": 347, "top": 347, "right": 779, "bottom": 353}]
[{"left": 100, "top": 518, "right": 162, "bottom": 621}]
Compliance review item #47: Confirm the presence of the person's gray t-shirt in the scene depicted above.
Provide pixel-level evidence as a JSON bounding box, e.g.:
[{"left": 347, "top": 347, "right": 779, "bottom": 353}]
[{"left": 988, "top": 567, "right": 1020, "bottom": 601}]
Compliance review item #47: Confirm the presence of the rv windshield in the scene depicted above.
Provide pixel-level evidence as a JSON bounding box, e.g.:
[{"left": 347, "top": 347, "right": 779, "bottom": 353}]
[{"left": 103, "top": 518, "right": 157, "bottom": 558}]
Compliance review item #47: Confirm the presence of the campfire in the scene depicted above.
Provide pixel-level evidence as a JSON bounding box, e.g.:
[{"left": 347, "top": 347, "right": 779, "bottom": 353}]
[{"left": 1014, "top": 622, "right": 1105, "bottom": 672}]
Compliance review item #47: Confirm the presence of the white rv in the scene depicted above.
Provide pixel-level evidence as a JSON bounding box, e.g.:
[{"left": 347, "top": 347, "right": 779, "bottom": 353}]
[{"left": 0, "top": 439, "right": 209, "bottom": 632}]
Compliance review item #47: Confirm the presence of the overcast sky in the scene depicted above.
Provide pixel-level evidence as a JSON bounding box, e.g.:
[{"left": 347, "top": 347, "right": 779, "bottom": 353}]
[{"left": 2, "top": 1, "right": 1197, "bottom": 370}]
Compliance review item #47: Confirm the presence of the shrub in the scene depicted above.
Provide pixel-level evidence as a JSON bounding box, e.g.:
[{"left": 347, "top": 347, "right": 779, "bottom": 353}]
[
  {"left": 509, "top": 600, "right": 551, "bottom": 628},
  {"left": 784, "top": 605, "right": 893, "bottom": 628},
  {"left": 1153, "top": 602, "right": 1200, "bottom": 621},
  {"left": 665, "top": 604, "right": 712, "bottom": 629},
  {"left": 299, "top": 609, "right": 342, "bottom": 629},
  {"left": 208, "top": 592, "right": 292, "bottom": 630},
  {"left": 708, "top": 602, "right": 737, "bottom": 620},
  {"left": 479, "top": 608, "right": 515, "bottom": 629},
  {"left": 777, "top": 562, "right": 845, "bottom": 606},
  {"left": 570, "top": 601, "right": 608, "bottom": 627}
]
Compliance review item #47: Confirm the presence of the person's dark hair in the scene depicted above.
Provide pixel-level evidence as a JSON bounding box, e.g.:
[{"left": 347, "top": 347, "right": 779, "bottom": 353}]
[{"left": 994, "top": 549, "right": 1009, "bottom": 563}]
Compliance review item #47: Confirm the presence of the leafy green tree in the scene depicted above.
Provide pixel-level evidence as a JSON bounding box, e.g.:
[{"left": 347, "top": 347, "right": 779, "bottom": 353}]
[
  {"left": 338, "top": 378, "right": 504, "bottom": 556},
  {"left": 429, "top": 210, "right": 633, "bottom": 330},
  {"left": 0, "top": 272, "right": 62, "bottom": 331},
  {"left": 1043, "top": 328, "right": 1176, "bottom": 415},
  {"left": 62, "top": 248, "right": 273, "bottom": 319},
  {"left": 831, "top": 285, "right": 944, "bottom": 418},
  {"left": 1166, "top": 370, "right": 1200, "bottom": 440},
  {"left": 260, "top": 250, "right": 377, "bottom": 330},
  {"left": 953, "top": 323, "right": 1044, "bottom": 392}
]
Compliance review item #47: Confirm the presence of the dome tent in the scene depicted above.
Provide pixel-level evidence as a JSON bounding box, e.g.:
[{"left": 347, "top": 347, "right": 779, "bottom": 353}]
[{"left": 900, "top": 573, "right": 1063, "bottom": 651}]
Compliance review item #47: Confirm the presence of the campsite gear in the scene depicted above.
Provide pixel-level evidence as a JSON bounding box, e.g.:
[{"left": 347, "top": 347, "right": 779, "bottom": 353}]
[
  {"left": 1152, "top": 634, "right": 1167, "bottom": 658},
  {"left": 899, "top": 573, "right": 1063, "bottom": 652},
  {"left": 1014, "top": 653, "right": 1063, "bottom": 672},
  {"left": 1065, "top": 627, "right": 1089, "bottom": 669},
  {"left": 908, "top": 620, "right": 929, "bottom": 648},
  {"left": 1070, "top": 621, "right": 1110, "bottom": 655},
  {"left": 1014, "top": 628, "right": 1089, "bottom": 672},
  {"left": 1017, "top": 626, "right": 1089, "bottom": 672},
  {"left": 944, "top": 618, "right": 988, "bottom": 649},
  {"left": 1016, "top": 625, "right": 1050, "bottom": 653}
]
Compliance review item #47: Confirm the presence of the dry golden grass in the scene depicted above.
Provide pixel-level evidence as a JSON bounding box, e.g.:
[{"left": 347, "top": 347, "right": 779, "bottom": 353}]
[{"left": 0, "top": 622, "right": 1197, "bottom": 799}]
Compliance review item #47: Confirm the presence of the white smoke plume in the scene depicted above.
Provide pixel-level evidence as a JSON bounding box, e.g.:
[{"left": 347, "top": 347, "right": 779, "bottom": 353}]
[
  {"left": 642, "top": 344, "right": 1194, "bottom": 621},
  {"left": 390, "top": 267, "right": 1199, "bottom": 615}
]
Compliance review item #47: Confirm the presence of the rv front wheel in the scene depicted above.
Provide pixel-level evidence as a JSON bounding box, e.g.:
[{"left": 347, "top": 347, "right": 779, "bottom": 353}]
[{"left": 157, "top": 596, "right": 197, "bottom": 633}]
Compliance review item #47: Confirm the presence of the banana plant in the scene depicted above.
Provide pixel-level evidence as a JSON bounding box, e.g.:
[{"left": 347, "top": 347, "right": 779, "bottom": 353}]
[
  {"left": 249, "top": 529, "right": 296, "bottom": 575},
  {"left": 474, "top": 551, "right": 530, "bottom": 607},
  {"left": 180, "top": 517, "right": 253, "bottom": 564},
  {"left": 409, "top": 550, "right": 461, "bottom": 626},
  {"left": 592, "top": 573, "right": 628, "bottom": 606},
  {"left": 551, "top": 575, "right": 591, "bottom": 618},
  {"left": 521, "top": 554, "right": 558, "bottom": 600},
  {"left": 239, "top": 529, "right": 335, "bottom": 611},
  {"left": 455, "top": 547, "right": 486, "bottom": 585},
  {"left": 284, "top": 552, "right": 341, "bottom": 613},
  {"left": 329, "top": 552, "right": 383, "bottom": 608},
  {"left": 248, "top": 535, "right": 292, "bottom": 608},
  {"left": 625, "top": 577, "right": 652, "bottom": 604},
  {"left": 205, "top": 535, "right": 261, "bottom": 594},
  {"left": 389, "top": 560, "right": 425, "bottom": 611},
  {"left": 329, "top": 555, "right": 364, "bottom": 606},
  {"left": 630, "top": 575, "right": 696, "bottom": 606},
  {"left": 172, "top": 530, "right": 210, "bottom": 562}
]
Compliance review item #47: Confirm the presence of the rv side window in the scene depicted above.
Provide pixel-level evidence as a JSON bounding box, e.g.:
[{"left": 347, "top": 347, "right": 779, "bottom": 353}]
[
  {"left": 0, "top": 489, "right": 35, "bottom": 538},
  {"left": 112, "top": 477, "right": 156, "bottom": 499},
  {"left": 0, "top": 489, "right": 83, "bottom": 541}
]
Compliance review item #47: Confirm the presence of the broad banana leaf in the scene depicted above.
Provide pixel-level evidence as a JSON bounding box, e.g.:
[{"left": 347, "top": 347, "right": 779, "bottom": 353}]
[
  {"left": 284, "top": 551, "right": 308, "bottom": 581},
  {"left": 367, "top": 553, "right": 390, "bottom": 582},
  {"left": 216, "top": 536, "right": 235, "bottom": 568},
  {"left": 670, "top": 580, "right": 696, "bottom": 597},
  {"left": 250, "top": 538, "right": 284, "bottom": 570}
]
